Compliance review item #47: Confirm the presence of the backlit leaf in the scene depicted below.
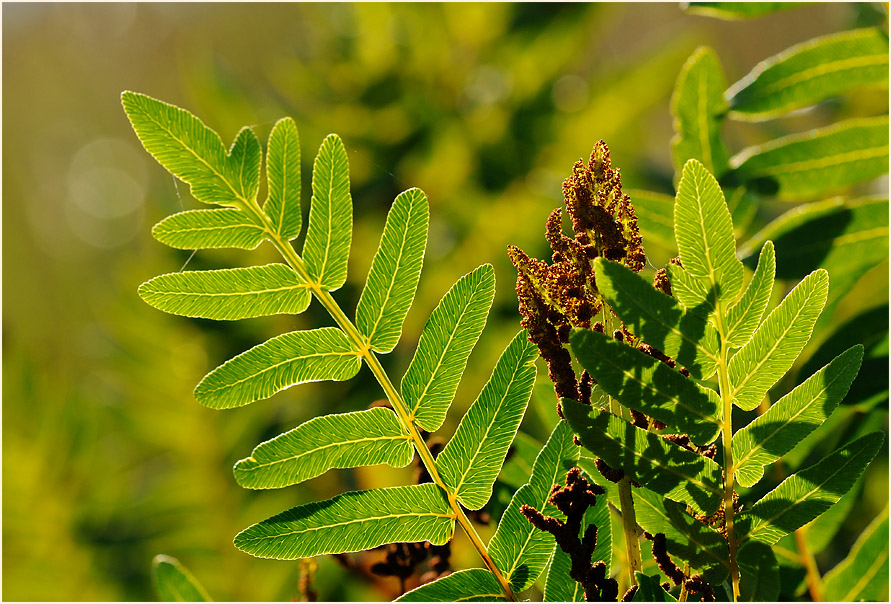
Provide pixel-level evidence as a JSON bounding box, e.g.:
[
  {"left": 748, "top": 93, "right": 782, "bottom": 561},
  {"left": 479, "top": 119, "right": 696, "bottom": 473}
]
[
  {"left": 195, "top": 327, "right": 360, "bottom": 409},
  {"left": 121, "top": 91, "right": 248, "bottom": 207},
  {"left": 736, "top": 431, "right": 884, "bottom": 546},
  {"left": 666, "top": 264, "right": 714, "bottom": 316},
  {"left": 228, "top": 127, "right": 262, "bottom": 203},
  {"left": 737, "top": 541, "right": 780, "bottom": 602},
  {"left": 732, "top": 345, "right": 863, "bottom": 488},
  {"left": 632, "top": 572, "right": 677, "bottom": 602},
  {"left": 437, "top": 331, "right": 537, "bottom": 510},
  {"left": 671, "top": 47, "right": 731, "bottom": 179},
  {"left": 570, "top": 329, "right": 721, "bottom": 446},
  {"left": 152, "top": 209, "right": 265, "bottom": 250},
  {"left": 633, "top": 487, "right": 729, "bottom": 575},
  {"left": 234, "top": 408, "right": 412, "bottom": 489},
  {"left": 593, "top": 258, "right": 720, "bottom": 379},
  {"left": 264, "top": 117, "right": 302, "bottom": 240},
  {"left": 138, "top": 264, "right": 310, "bottom": 321},
  {"left": 402, "top": 265, "right": 495, "bottom": 432},
  {"left": 738, "top": 196, "right": 888, "bottom": 326},
  {"left": 397, "top": 569, "right": 506, "bottom": 602},
  {"left": 728, "top": 269, "right": 829, "bottom": 411},
  {"left": 356, "top": 188, "right": 429, "bottom": 353},
  {"left": 303, "top": 134, "right": 352, "bottom": 290},
  {"left": 725, "top": 241, "right": 775, "bottom": 347},
  {"left": 727, "top": 28, "right": 890, "bottom": 121},
  {"left": 729, "top": 117, "right": 889, "bottom": 199},
  {"left": 674, "top": 159, "right": 744, "bottom": 305},
  {"left": 488, "top": 421, "right": 579, "bottom": 592},
  {"left": 234, "top": 483, "right": 455, "bottom": 559},
  {"left": 627, "top": 189, "right": 676, "bottom": 253},
  {"left": 822, "top": 505, "right": 889, "bottom": 602},
  {"left": 682, "top": 2, "right": 803, "bottom": 19},
  {"left": 152, "top": 555, "right": 212, "bottom": 602},
  {"left": 562, "top": 399, "right": 723, "bottom": 516}
]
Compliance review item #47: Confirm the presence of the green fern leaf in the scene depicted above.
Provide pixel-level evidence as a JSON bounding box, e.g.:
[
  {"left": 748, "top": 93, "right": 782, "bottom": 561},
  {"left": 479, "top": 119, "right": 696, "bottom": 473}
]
[
  {"left": 822, "top": 505, "right": 889, "bottom": 602},
  {"left": 233, "top": 408, "right": 413, "bottom": 489},
  {"left": 632, "top": 486, "right": 729, "bottom": 575},
  {"left": 151, "top": 555, "right": 212, "bottom": 602},
  {"left": 736, "top": 431, "right": 885, "bottom": 546},
  {"left": 488, "top": 421, "right": 579, "bottom": 592},
  {"left": 674, "top": 159, "right": 744, "bottom": 305},
  {"left": 593, "top": 258, "right": 720, "bottom": 379},
  {"left": 151, "top": 209, "right": 265, "bottom": 250},
  {"left": 396, "top": 569, "right": 507, "bottom": 602},
  {"left": 194, "top": 327, "right": 361, "bottom": 409},
  {"left": 665, "top": 264, "right": 714, "bottom": 315},
  {"left": 303, "top": 134, "right": 352, "bottom": 290},
  {"left": 233, "top": 483, "right": 454, "bottom": 559},
  {"left": 402, "top": 264, "right": 495, "bottom": 432},
  {"left": 562, "top": 398, "right": 722, "bottom": 516},
  {"left": 356, "top": 188, "right": 429, "bottom": 353},
  {"left": 570, "top": 329, "right": 721, "bottom": 446},
  {"left": 683, "top": 3, "right": 801, "bottom": 20},
  {"left": 627, "top": 189, "right": 676, "bottom": 253},
  {"left": 632, "top": 572, "right": 678, "bottom": 602},
  {"left": 728, "top": 269, "right": 829, "bottom": 411},
  {"left": 121, "top": 91, "right": 252, "bottom": 207},
  {"left": 738, "top": 196, "right": 888, "bottom": 329},
  {"left": 264, "top": 117, "right": 302, "bottom": 240},
  {"left": 732, "top": 345, "right": 863, "bottom": 488},
  {"left": 737, "top": 541, "right": 780, "bottom": 602},
  {"left": 724, "top": 241, "right": 775, "bottom": 347},
  {"left": 729, "top": 116, "right": 889, "bottom": 199},
  {"left": 671, "top": 47, "right": 731, "bottom": 179},
  {"left": 727, "top": 28, "right": 890, "bottom": 121},
  {"left": 436, "top": 331, "right": 537, "bottom": 510},
  {"left": 228, "top": 127, "right": 262, "bottom": 203},
  {"left": 138, "top": 264, "right": 311, "bottom": 321}
]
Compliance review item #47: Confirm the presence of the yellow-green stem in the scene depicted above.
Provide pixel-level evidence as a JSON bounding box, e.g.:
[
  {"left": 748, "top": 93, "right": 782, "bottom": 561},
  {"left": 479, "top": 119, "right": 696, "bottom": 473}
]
[
  {"left": 244, "top": 203, "right": 516, "bottom": 601},
  {"left": 617, "top": 476, "right": 643, "bottom": 586},
  {"left": 795, "top": 528, "right": 824, "bottom": 602},
  {"left": 714, "top": 304, "right": 740, "bottom": 601}
]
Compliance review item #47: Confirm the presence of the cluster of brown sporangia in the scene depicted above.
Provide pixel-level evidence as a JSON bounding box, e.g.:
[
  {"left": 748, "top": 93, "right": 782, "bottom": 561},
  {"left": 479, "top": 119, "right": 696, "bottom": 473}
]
[{"left": 510, "top": 142, "right": 721, "bottom": 600}]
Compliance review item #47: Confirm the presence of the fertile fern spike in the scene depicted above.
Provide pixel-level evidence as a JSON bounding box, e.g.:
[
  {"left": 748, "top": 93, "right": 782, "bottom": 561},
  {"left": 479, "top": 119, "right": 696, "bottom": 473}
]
[
  {"left": 562, "top": 158, "right": 883, "bottom": 601},
  {"left": 124, "top": 91, "right": 545, "bottom": 601}
]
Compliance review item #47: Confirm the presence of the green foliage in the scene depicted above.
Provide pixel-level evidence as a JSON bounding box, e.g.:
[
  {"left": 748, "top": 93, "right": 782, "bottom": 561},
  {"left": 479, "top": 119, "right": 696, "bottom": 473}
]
[
  {"left": 151, "top": 555, "right": 212, "bottom": 602},
  {"left": 487, "top": 421, "right": 579, "bottom": 592},
  {"left": 397, "top": 569, "right": 507, "bottom": 602},
  {"left": 727, "top": 28, "right": 890, "bottom": 121},
  {"left": 682, "top": 2, "right": 802, "bottom": 20},
  {"left": 821, "top": 505, "right": 889, "bottom": 601},
  {"left": 563, "top": 155, "right": 884, "bottom": 601},
  {"left": 125, "top": 92, "right": 546, "bottom": 601}
]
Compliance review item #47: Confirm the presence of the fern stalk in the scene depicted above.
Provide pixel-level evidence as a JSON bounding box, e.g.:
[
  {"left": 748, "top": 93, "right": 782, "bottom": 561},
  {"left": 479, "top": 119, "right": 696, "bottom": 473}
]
[
  {"left": 714, "top": 306, "right": 741, "bottom": 601},
  {"left": 794, "top": 528, "right": 824, "bottom": 602},
  {"left": 241, "top": 198, "right": 517, "bottom": 601}
]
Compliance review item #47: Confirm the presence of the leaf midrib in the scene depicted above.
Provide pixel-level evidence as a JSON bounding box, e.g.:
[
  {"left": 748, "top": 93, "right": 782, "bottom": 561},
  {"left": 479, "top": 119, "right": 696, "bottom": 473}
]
[
  {"left": 365, "top": 195, "right": 422, "bottom": 344},
  {"left": 729, "top": 283, "right": 819, "bottom": 402},
  {"left": 138, "top": 107, "right": 246, "bottom": 205},
  {"left": 749, "top": 145, "right": 889, "bottom": 176},
  {"left": 200, "top": 349, "right": 359, "bottom": 395},
  {"left": 733, "top": 366, "right": 848, "bottom": 474},
  {"left": 754, "top": 53, "right": 888, "bottom": 99},
  {"left": 243, "top": 433, "right": 410, "bottom": 473},
  {"left": 148, "top": 282, "right": 310, "bottom": 298},
  {"left": 237, "top": 509, "right": 455, "bottom": 543},
  {"left": 451, "top": 357, "right": 526, "bottom": 498}
]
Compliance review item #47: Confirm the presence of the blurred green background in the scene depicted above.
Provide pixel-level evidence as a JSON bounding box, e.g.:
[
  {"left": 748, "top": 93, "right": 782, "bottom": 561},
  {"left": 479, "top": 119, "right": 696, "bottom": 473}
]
[{"left": 3, "top": 3, "right": 887, "bottom": 601}]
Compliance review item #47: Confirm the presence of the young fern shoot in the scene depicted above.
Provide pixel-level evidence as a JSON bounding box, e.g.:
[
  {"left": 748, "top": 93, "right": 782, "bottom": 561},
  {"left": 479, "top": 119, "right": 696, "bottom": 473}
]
[{"left": 125, "top": 92, "right": 571, "bottom": 602}]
